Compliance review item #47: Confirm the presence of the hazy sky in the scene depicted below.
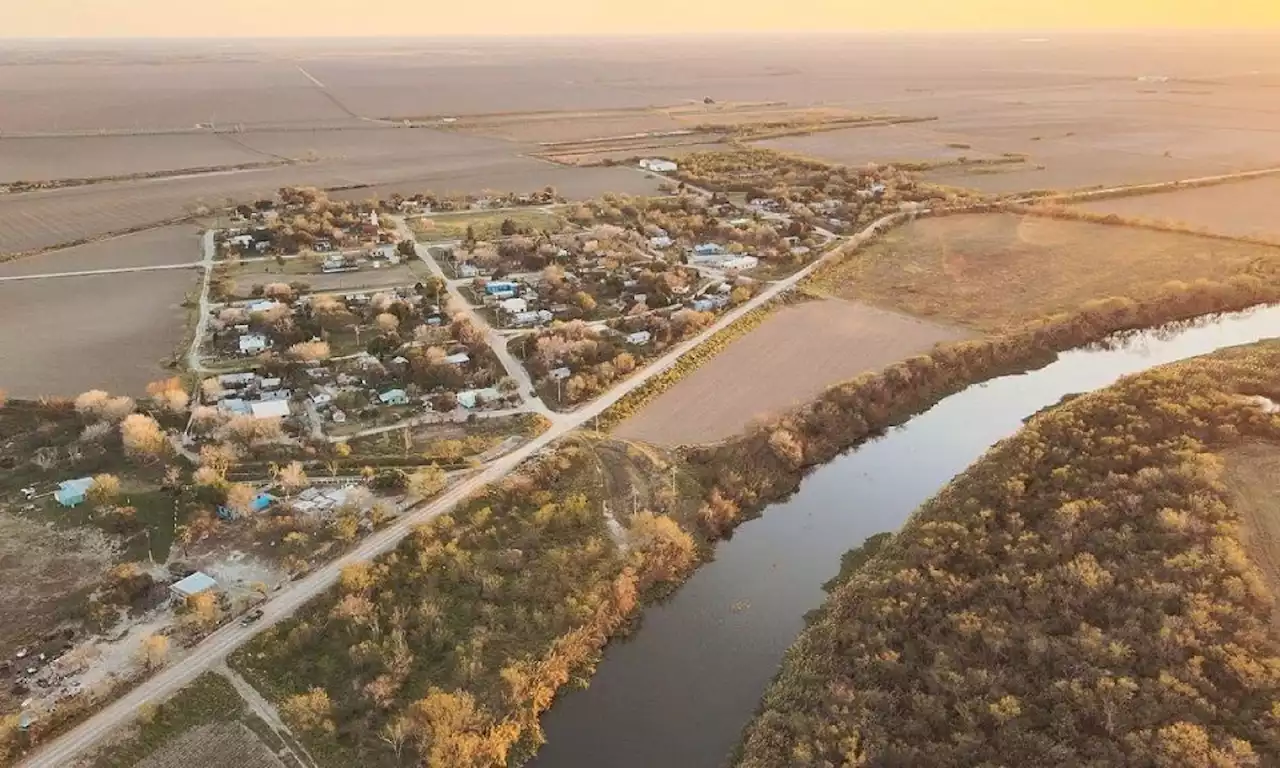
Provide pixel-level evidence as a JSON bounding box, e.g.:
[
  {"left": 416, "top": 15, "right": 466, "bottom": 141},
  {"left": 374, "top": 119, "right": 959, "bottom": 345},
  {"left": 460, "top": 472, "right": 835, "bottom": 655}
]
[{"left": 3, "top": 0, "right": 1278, "bottom": 37}]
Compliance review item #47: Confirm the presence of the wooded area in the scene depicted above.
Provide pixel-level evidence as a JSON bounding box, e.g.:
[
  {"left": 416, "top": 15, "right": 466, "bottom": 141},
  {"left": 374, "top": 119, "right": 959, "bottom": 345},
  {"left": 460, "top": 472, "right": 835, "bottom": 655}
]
[{"left": 737, "top": 341, "right": 1280, "bottom": 767}]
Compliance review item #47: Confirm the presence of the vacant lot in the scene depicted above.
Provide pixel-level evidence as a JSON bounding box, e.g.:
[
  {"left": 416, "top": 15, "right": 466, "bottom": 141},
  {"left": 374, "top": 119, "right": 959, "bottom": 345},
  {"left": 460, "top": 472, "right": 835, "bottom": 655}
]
[
  {"left": 0, "top": 270, "right": 194, "bottom": 397},
  {"left": 815, "top": 213, "right": 1280, "bottom": 332},
  {"left": 132, "top": 722, "right": 283, "bottom": 768},
  {"left": 1225, "top": 442, "right": 1280, "bottom": 633},
  {"left": 615, "top": 299, "right": 968, "bottom": 446},
  {"left": 0, "top": 224, "right": 202, "bottom": 277},
  {"left": 1072, "top": 175, "right": 1280, "bottom": 241},
  {"left": 410, "top": 208, "right": 566, "bottom": 241},
  {"left": 227, "top": 263, "right": 421, "bottom": 298}
]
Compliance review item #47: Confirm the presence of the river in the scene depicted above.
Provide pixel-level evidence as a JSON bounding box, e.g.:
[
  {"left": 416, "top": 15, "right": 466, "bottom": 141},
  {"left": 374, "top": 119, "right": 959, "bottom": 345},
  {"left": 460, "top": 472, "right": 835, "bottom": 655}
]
[{"left": 530, "top": 305, "right": 1280, "bottom": 768}]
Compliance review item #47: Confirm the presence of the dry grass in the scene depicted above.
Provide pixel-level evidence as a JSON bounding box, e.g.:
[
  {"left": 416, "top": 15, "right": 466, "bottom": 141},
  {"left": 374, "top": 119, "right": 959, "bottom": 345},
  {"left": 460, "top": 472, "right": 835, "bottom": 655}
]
[
  {"left": 1224, "top": 442, "right": 1280, "bottom": 633},
  {"left": 0, "top": 224, "right": 202, "bottom": 277},
  {"left": 813, "top": 212, "right": 1280, "bottom": 332},
  {"left": 409, "top": 208, "right": 567, "bottom": 242},
  {"left": 226, "top": 263, "right": 421, "bottom": 298},
  {"left": 133, "top": 722, "right": 284, "bottom": 768},
  {"left": 614, "top": 298, "right": 969, "bottom": 446}
]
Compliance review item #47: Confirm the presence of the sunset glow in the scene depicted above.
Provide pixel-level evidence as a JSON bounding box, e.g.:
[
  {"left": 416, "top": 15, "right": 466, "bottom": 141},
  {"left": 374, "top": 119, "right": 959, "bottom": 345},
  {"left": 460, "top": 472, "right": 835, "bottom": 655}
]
[{"left": 3, "top": 0, "right": 1280, "bottom": 37}]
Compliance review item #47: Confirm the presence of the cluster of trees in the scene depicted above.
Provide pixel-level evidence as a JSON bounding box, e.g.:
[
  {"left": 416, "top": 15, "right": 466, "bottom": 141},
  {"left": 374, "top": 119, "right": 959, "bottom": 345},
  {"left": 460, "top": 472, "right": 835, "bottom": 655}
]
[
  {"left": 234, "top": 443, "right": 698, "bottom": 767},
  {"left": 737, "top": 341, "right": 1280, "bottom": 767}
]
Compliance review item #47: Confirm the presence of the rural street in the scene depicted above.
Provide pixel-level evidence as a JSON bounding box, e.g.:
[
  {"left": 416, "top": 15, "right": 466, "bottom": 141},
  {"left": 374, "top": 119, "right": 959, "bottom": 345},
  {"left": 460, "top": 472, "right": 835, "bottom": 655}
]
[
  {"left": 20, "top": 204, "right": 900, "bottom": 768},
  {"left": 185, "top": 230, "right": 217, "bottom": 373}
]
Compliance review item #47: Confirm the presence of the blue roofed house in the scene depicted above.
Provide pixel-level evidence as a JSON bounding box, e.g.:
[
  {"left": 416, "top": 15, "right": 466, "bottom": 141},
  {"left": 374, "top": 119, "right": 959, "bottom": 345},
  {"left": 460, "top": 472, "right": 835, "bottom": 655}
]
[
  {"left": 218, "top": 492, "right": 275, "bottom": 520},
  {"left": 55, "top": 477, "right": 95, "bottom": 508}
]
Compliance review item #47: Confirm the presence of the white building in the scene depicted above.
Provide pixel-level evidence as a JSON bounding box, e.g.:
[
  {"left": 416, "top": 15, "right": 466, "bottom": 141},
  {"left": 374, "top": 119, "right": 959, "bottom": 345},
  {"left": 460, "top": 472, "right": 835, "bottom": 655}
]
[
  {"left": 626, "top": 331, "right": 652, "bottom": 346},
  {"left": 639, "top": 158, "right": 679, "bottom": 173},
  {"left": 238, "top": 334, "right": 270, "bottom": 355},
  {"left": 721, "top": 255, "right": 759, "bottom": 271},
  {"left": 499, "top": 297, "right": 529, "bottom": 314},
  {"left": 170, "top": 572, "right": 217, "bottom": 602},
  {"left": 250, "top": 400, "right": 291, "bottom": 420}
]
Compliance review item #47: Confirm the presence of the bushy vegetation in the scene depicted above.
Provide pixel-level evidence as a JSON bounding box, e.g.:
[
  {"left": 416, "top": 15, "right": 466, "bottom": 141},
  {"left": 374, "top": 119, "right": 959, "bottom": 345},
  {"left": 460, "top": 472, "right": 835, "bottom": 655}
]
[
  {"left": 231, "top": 442, "right": 701, "bottom": 767},
  {"left": 737, "top": 342, "right": 1280, "bottom": 767}
]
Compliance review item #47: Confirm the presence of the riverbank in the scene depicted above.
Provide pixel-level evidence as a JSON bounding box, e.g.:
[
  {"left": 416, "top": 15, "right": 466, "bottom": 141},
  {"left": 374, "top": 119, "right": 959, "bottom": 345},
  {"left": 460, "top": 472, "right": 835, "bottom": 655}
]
[{"left": 736, "top": 340, "right": 1280, "bottom": 767}]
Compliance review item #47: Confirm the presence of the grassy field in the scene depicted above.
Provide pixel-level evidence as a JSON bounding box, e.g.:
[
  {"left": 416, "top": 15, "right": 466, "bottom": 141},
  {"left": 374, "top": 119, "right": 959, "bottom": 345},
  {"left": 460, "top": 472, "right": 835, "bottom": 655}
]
[
  {"left": 408, "top": 208, "right": 567, "bottom": 242},
  {"left": 812, "top": 212, "right": 1280, "bottom": 332},
  {"left": 615, "top": 298, "right": 968, "bottom": 446},
  {"left": 1225, "top": 442, "right": 1280, "bottom": 632},
  {"left": 1072, "top": 175, "right": 1280, "bottom": 242}
]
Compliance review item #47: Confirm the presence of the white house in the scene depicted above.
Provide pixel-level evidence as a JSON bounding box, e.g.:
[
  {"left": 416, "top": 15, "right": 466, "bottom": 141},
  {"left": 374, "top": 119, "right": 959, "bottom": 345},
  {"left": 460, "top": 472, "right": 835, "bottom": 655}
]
[
  {"left": 649, "top": 236, "right": 674, "bottom": 250},
  {"left": 639, "top": 158, "right": 678, "bottom": 173},
  {"left": 457, "top": 388, "right": 503, "bottom": 410},
  {"left": 551, "top": 367, "right": 572, "bottom": 381},
  {"left": 228, "top": 234, "right": 255, "bottom": 249},
  {"left": 721, "top": 255, "right": 759, "bottom": 271},
  {"left": 170, "top": 572, "right": 217, "bottom": 602},
  {"left": 246, "top": 300, "right": 284, "bottom": 315},
  {"left": 311, "top": 393, "right": 334, "bottom": 408},
  {"left": 250, "top": 400, "right": 291, "bottom": 420},
  {"left": 626, "top": 331, "right": 652, "bottom": 346},
  {"left": 238, "top": 334, "right": 270, "bottom": 355},
  {"left": 499, "top": 297, "right": 529, "bottom": 314},
  {"left": 443, "top": 352, "right": 471, "bottom": 366}
]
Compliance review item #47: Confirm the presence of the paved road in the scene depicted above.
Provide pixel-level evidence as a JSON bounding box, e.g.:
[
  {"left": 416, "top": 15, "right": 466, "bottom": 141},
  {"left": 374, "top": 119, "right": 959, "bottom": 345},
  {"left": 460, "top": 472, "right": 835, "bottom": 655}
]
[{"left": 20, "top": 204, "right": 901, "bottom": 768}]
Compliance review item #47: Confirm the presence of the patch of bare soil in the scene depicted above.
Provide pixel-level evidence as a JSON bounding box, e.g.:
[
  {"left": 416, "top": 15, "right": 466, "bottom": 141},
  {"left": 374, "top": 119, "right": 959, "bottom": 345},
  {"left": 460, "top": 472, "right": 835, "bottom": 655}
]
[
  {"left": 0, "top": 512, "right": 117, "bottom": 655},
  {"left": 615, "top": 299, "right": 969, "bottom": 446},
  {"left": 1224, "top": 442, "right": 1280, "bottom": 634},
  {"left": 134, "top": 721, "right": 284, "bottom": 768}
]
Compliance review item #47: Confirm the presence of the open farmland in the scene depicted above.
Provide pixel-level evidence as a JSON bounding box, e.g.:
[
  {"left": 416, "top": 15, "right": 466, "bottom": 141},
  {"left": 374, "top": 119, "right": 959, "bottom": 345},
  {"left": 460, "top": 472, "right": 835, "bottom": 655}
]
[
  {"left": 0, "top": 134, "right": 271, "bottom": 184},
  {"left": 0, "top": 270, "right": 194, "bottom": 397},
  {"left": 0, "top": 224, "right": 201, "bottom": 277},
  {"left": 1071, "top": 175, "right": 1280, "bottom": 241},
  {"left": 813, "top": 212, "right": 1280, "bottom": 332},
  {"left": 614, "top": 299, "right": 968, "bottom": 446},
  {"left": 131, "top": 722, "right": 284, "bottom": 768},
  {"left": 756, "top": 123, "right": 1003, "bottom": 166}
]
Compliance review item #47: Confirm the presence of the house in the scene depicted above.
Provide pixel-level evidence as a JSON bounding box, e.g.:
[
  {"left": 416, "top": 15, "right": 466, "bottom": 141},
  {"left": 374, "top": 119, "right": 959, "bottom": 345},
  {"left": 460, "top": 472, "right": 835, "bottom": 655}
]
[
  {"left": 729, "top": 218, "right": 752, "bottom": 227},
  {"left": 626, "top": 331, "right": 652, "bottom": 346},
  {"left": 458, "top": 263, "right": 479, "bottom": 278},
  {"left": 246, "top": 300, "right": 284, "bottom": 315},
  {"left": 259, "top": 377, "right": 282, "bottom": 390},
  {"left": 250, "top": 400, "right": 291, "bottom": 420},
  {"left": 228, "top": 234, "right": 255, "bottom": 249},
  {"left": 314, "top": 239, "right": 333, "bottom": 252},
  {"left": 219, "top": 398, "right": 253, "bottom": 416},
  {"left": 790, "top": 246, "right": 812, "bottom": 257},
  {"left": 218, "top": 492, "right": 275, "bottom": 520},
  {"left": 238, "top": 334, "right": 270, "bottom": 355},
  {"left": 485, "top": 281, "right": 519, "bottom": 296},
  {"left": 170, "top": 572, "right": 218, "bottom": 602},
  {"left": 638, "top": 158, "right": 678, "bottom": 173},
  {"left": 443, "top": 352, "right": 471, "bottom": 366},
  {"left": 332, "top": 410, "right": 347, "bottom": 424},
  {"left": 311, "top": 393, "right": 333, "bottom": 407},
  {"left": 256, "top": 389, "right": 290, "bottom": 402},
  {"left": 54, "top": 477, "right": 94, "bottom": 508},
  {"left": 551, "top": 367, "right": 572, "bottom": 381},
  {"left": 649, "top": 236, "right": 674, "bottom": 250},
  {"left": 721, "top": 255, "right": 759, "bottom": 271},
  {"left": 293, "top": 485, "right": 367, "bottom": 517},
  {"left": 379, "top": 389, "right": 410, "bottom": 406},
  {"left": 511, "top": 311, "right": 541, "bottom": 327},
  {"left": 372, "top": 244, "right": 397, "bottom": 260},
  {"left": 457, "top": 388, "right": 503, "bottom": 410},
  {"left": 219, "top": 372, "right": 257, "bottom": 389},
  {"left": 322, "top": 256, "right": 357, "bottom": 274},
  {"left": 693, "top": 243, "right": 726, "bottom": 257},
  {"left": 693, "top": 295, "right": 730, "bottom": 313},
  {"left": 500, "top": 297, "right": 528, "bottom": 314}
]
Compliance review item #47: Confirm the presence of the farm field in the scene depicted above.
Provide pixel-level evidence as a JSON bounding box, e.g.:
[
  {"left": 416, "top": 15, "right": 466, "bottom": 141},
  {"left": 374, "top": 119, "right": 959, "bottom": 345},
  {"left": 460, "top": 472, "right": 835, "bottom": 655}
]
[
  {"left": 1071, "top": 175, "right": 1280, "bottom": 241},
  {"left": 813, "top": 212, "right": 1280, "bottom": 332},
  {"left": 0, "top": 224, "right": 202, "bottom": 277},
  {"left": 614, "top": 299, "right": 968, "bottom": 446},
  {"left": 756, "top": 124, "right": 1003, "bottom": 166},
  {"left": 327, "top": 163, "right": 667, "bottom": 203},
  {"left": 0, "top": 270, "right": 194, "bottom": 398},
  {"left": 0, "top": 134, "right": 270, "bottom": 183}
]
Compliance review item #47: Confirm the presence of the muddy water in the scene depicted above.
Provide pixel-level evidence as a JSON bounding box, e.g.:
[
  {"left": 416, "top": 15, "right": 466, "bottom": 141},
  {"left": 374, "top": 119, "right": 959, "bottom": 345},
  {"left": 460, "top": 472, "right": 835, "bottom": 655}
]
[{"left": 530, "top": 305, "right": 1280, "bottom": 768}]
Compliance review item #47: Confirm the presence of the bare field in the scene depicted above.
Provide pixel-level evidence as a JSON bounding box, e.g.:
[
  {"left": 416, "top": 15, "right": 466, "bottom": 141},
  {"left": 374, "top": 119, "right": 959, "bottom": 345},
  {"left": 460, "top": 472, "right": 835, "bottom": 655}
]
[
  {"left": 0, "top": 270, "right": 195, "bottom": 397},
  {"left": 756, "top": 123, "right": 1002, "bottom": 166},
  {"left": 328, "top": 164, "right": 667, "bottom": 203},
  {"left": 1072, "top": 176, "right": 1280, "bottom": 240},
  {"left": 615, "top": 299, "right": 968, "bottom": 446},
  {"left": 0, "top": 514, "right": 117, "bottom": 662},
  {"left": 0, "top": 224, "right": 202, "bottom": 277},
  {"left": 133, "top": 722, "right": 284, "bottom": 768},
  {"left": 815, "top": 212, "right": 1280, "bottom": 331},
  {"left": 0, "top": 134, "right": 270, "bottom": 184},
  {"left": 1225, "top": 443, "right": 1280, "bottom": 633}
]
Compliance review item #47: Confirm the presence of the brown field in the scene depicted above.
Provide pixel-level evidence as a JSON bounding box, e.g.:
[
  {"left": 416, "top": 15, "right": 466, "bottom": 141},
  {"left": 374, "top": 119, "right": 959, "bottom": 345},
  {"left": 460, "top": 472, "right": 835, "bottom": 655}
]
[
  {"left": 0, "top": 514, "right": 117, "bottom": 668},
  {"left": 0, "top": 134, "right": 270, "bottom": 184},
  {"left": 815, "top": 212, "right": 1280, "bottom": 332},
  {"left": 326, "top": 163, "right": 667, "bottom": 203},
  {"left": 133, "top": 722, "right": 283, "bottom": 768},
  {"left": 756, "top": 123, "right": 1003, "bottom": 166},
  {"left": 1224, "top": 443, "right": 1280, "bottom": 632},
  {"left": 0, "top": 224, "right": 202, "bottom": 277},
  {"left": 0, "top": 270, "right": 195, "bottom": 397},
  {"left": 614, "top": 299, "right": 968, "bottom": 446},
  {"left": 1072, "top": 176, "right": 1280, "bottom": 240},
  {"left": 228, "top": 263, "right": 421, "bottom": 298}
]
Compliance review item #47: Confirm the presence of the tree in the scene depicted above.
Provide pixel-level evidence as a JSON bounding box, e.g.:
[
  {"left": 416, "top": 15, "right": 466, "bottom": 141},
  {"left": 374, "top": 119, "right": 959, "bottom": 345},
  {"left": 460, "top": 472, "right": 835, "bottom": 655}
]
[
  {"left": 287, "top": 340, "right": 331, "bottom": 362},
  {"left": 377, "top": 313, "right": 401, "bottom": 334},
  {"left": 402, "top": 688, "right": 502, "bottom": 768},
  {"left": 573, "top": 291, "right": 598, "bottom": 313},
  {"left": 380, "top": 718, "right": 410, "bottom": 763},
  {"left": 276, "top": 461, "right": 309, "bottom": 498},
  {"left": 0, "top": 389, "right": 6, "bottom": 409},
  {"left": 224, "top": 483, "right": 258, "bottom": 517},
  {"left": 281, "top": 688, "right": 335, "bottom": 734},
  {"left": 630, "top": 512, "right": 696, "bottom": 586},
  {"left": 730, "top": 285, "right": 753, "bottom": 305},
  {"left": 432, "top": 392, "right": 459, "bottom": 412},
  {"left": 185, "top": 591, "right": 221, "bottom": 629},
  {"left": 87, "top": 474, "right": 122, "bottom": 507},
  {"left": 500, "top": 218, "right": 518, "bottom": 236},
  {"left": 139, "top": 633, "right": 169, "bottom": 671},
  {"left": 121, "top": 414, "right": 167, "bottom": 461},
  {"left": 147, "top": 378, "right": 190, "bottom": 413},
  {"left": 408, "top": 466, "right": 448, "bottom": 499},
  {"left": 102, "top": 396, "right": 137, "bottom": 422},
  {"left": 74, "top": 389, "right": 111, "bottom": 417}
]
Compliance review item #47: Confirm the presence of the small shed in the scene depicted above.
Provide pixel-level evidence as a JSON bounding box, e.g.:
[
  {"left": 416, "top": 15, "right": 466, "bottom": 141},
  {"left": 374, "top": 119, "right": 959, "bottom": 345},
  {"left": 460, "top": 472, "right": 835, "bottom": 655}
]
[
  {"left": 443, "top": 353, "right": 471, "bottom": 366},
  {"left": 55, "top": 477, "right": 95, "bottom": 508},
  {"left": 170, "top": 572, "right": 218, "bottom": 601}
]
